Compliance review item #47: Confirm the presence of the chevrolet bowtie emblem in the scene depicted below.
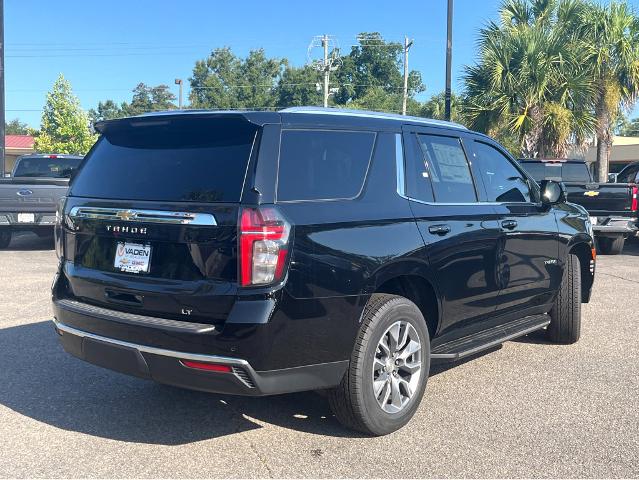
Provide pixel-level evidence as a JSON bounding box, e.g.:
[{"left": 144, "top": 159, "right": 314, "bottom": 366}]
[
  {"left": 116, "top": 210, "right": 137, "bottom": 221},
  {"left": 583, "top": 191, "right": 600, "bottom": 197}
]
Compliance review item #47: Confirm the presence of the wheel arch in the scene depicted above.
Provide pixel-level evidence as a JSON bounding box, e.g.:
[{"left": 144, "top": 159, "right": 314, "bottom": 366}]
[{"left": 366, "top": 262, "right": 442, "bottom": 339}]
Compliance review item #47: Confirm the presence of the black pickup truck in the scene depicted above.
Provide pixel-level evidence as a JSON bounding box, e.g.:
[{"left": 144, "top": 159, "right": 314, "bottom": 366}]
[
  {"left": 0, "top": 154, "right": 83, "bottom": 248},
  {"left": 519, "top": 159, "right": 638, "bottom": 254}
]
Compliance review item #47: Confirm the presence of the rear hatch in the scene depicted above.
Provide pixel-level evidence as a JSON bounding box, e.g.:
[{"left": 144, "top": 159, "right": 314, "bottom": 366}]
[{"left": 59, "top": 114, "right": 261, "bottom": 325}]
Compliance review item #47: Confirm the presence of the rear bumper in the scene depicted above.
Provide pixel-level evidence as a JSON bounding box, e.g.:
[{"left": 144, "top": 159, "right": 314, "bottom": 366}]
[
  {"left": 592, "top": 217, "right": 637, "bottom": 237},
  {"left": 53, "top": 319, "right": 348, "bottom": 396},
  {"left": 0, "top": 212, "right": 56, "bottom": 228}
]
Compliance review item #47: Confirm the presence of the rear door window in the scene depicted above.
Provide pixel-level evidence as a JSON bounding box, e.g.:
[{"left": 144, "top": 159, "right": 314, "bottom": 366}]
[
  {"left": 277, "top": 129, "right": 375, "bottom": 201},
  {"left": 415, "top": 134, "right": 477, "bottom": 203},
  {"left": 70, "top": 117, "right": 258, "bottom": 203}
]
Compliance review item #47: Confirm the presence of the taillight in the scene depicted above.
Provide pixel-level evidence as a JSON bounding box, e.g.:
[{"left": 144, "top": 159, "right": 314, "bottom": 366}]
[
  {"left": 631, "top": 186, "right": 638, "bottom": 212},
  {"left": 239, "top": 206, "right": 290, "bottom": 287}
]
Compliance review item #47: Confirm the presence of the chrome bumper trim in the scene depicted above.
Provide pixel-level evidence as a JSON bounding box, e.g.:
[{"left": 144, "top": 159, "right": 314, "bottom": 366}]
[{"left": 52, "top": 319, "right": 250, "bottom": 367}]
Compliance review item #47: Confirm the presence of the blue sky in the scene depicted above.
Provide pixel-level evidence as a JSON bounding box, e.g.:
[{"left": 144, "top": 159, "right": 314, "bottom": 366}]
[{"left": 6, "top": 0, "right": 639, "bottom": 127}]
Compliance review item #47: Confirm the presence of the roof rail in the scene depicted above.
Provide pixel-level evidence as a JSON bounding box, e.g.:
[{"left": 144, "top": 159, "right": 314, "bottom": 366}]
[{"left": 279, "top": 106, "right": 467, "bottom": 130}]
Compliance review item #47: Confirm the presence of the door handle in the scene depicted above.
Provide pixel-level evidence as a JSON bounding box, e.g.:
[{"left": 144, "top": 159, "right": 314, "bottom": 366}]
[
  {"left": 501, "top": 220, "right": 518, "bottom": 230},
  {"left": 428, "top": 224, "right": 451, "bottom": 236}
]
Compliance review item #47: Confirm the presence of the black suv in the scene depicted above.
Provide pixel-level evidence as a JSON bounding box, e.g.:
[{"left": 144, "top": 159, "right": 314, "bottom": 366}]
[{"left": 53, "top": 107, "right": 595, "bottom": 436}]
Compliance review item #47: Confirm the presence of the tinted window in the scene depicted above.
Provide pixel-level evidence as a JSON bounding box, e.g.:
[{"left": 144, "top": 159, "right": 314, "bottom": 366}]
[
  {"left": 404, "top": 134, "right": 434, "bottom": 202},
  {"left": 70, "top": 117, "right": 257, "bottom": 202},
  {"left": 277, "top": 130, "right": 375, "bottom": 201},
  {"left": 416, "top": 134, "right": 476, "bottom": 203},
  {"left": 618, "top": 165, "right": 639, "bottom": 183},
  {"left": 474, "top": 142, "right": 531, "bottom": 202},
  {"left": 13, "top": 157, "right": 82, "bottom": 178},
  {"left": 561, "top": 163, "right": 591, "bottom": 182},
  {"left": 520, "top": 162, "right": 545, "bottom": 181}
]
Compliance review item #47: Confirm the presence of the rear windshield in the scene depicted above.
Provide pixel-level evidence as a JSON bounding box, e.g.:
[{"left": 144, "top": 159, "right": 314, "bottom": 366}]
[
  {"left": 520, "top": 162, "right": 591, "bottom": 183},
  {"left": 70, "top": 117, "right": 258, "bottom": 203},
  {"left": 13, "top": 157, "right": 82, "bottom": 178}
]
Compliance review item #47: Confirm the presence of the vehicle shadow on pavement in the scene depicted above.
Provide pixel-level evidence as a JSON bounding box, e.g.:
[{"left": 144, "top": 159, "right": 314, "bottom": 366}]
[
  {"left": 2, "top": 232, "right": 54, "bottom": 251},
  {"left": 619, "top": 238, "right": 639, "bottom": 256},
  {"left": 0, "top": 320, "right": 364, "bottom": 444}
]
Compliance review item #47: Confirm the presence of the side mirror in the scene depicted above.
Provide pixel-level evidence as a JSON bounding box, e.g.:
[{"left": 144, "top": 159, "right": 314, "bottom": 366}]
[{"left": 539, "top": 180, "right": 565, "bottom": 205}]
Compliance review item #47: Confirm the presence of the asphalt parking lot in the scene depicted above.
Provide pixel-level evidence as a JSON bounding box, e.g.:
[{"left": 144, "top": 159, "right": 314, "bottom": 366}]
[{"left": 0, "top": 232, "right": 637, "bottom": 478}]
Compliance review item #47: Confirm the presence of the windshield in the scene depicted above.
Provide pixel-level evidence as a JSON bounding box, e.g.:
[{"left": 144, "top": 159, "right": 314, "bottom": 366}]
[
  {"left": 70, "top": 117, "right": 258, "bottom": 203},
  {"left": 13, "top": 157, "right": 82, "bottom": 178}
]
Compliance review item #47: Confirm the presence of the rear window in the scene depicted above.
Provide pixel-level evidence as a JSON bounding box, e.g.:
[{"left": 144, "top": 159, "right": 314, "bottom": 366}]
[
  {"left": 70, "top": 117, "right": 258, "bottom": 202},
  {"left": 13, "top": 157, "right": 82, "bottom": 178},
  {"left": 520, "top": 162, "right": 591, "bottom": 183},
  {"left": 277, "top": 130, "right": 375, "bottom": 201}
]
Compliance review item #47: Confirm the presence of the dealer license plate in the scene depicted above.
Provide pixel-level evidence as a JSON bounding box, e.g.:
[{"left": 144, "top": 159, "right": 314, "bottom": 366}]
[
  {"left": 114, "top": 242, "right": 151, "bottom": 273},
  {"left": 17, "top": 213, "right": 35, "bottom": 223}
]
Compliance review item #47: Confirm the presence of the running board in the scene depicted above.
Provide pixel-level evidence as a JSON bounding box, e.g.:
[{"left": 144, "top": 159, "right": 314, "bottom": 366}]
[{"left": 431, "top": 314, "right": 551, "bottom": 360}]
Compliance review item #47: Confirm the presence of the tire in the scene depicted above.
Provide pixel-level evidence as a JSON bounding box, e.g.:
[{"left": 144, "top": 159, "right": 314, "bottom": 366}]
[
  {"left": 547, "top": 253, "right": 581, "bottom": 344},
  {"left": 0, "top": 230, "right": 11, "bottom": 249},
  {"left": 598, "top": 236, "right": 625, "bottom": 255},
  {"left": 328, "top": 294, "right": 430, "bottom": 436}
]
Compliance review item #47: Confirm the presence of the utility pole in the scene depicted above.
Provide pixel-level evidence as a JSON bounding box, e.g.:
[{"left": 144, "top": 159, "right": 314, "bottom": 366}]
[
  {"left": 322, "top": 35, "right": 329, "bottom": 108},
  {"left": 308, "top": 35, "right": 341, "bottom": 108},
  {"left": 444, "top": 0, "right": 454, "bottom": 121},
  {"left": 402, "top": 36, "right": 413, "bottom": 116},
  {"left": 174, "top": 78, "right": 183, "bottom": 109},
  {"left": 0, "top": 0, "right": 5, "bottom": 175}
]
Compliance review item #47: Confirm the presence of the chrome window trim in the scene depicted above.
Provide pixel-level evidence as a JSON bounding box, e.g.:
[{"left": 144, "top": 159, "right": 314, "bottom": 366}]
[
  {"left": 395, "top": 133, "right": 405, "bottom": 197},
  {"left": 68, "top": 206, "right": 217, "bottom": 226}
]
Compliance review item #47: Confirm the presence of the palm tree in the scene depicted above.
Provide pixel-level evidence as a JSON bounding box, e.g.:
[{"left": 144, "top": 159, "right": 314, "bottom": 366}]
[
  {"left": 583, "top": 2, "right": 639, "bottom": 181},
  {"left": 464, "top": 0, "right": 595, "bottom": 158}
]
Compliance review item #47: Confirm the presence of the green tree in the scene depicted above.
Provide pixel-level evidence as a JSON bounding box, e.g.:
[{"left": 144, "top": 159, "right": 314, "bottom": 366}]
[
  {"left": 275, "top": 65, "right": 322, "bottom": 108},
  {"left": 618, "top": 116, "right": 639, "bottom": 136},
  {"left": 583, "top": 1, "right": 639, "bottom": 181},
  {"left": 419, "top": 92, "right": 464, "bottom": 123},
  {"left": 34, "top": 74, "right": 96, "bottom": 155},
  {"left": 88, "top": 99, "right": 125, "bottom": 123},
  {"left": 189, "top": 48, "right": 286, "bottom": 109},
  {"left": 5, "top": 118, "right": 30, "bottom": 135},
  {"left": 333, "top": 32, "right": 425, "bottom": 109},
  {"left": 463, "top": 0, "right": 595, "bottom": 158},
  {"left": 124, "top": 83, "right": 176, "bottom": 116}
]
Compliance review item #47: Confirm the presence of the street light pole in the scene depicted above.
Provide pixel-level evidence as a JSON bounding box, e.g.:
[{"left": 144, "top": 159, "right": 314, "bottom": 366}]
[
  {"left": 444, "top": 0, "right": 454, "bottom": 121},
  {"left": 174, "top": 78, "right": 183, "bottom": 109}
]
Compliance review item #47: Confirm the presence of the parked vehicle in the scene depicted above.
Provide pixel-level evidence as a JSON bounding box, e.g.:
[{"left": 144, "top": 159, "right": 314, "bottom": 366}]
[
  {"left": 0, "top": 154, "right": 83, "bottom": 248},
  {"left": 519, "top": 159, "right": 638, "bottom": 254},
  {"left": 52, "top": 108, "right": 595, "bottom": 436}
]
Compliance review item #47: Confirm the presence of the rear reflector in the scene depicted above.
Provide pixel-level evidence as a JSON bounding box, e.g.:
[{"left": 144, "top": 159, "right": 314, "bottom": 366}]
[{"left": 180, "top": 360, "right": 232, "bottom": 372}]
